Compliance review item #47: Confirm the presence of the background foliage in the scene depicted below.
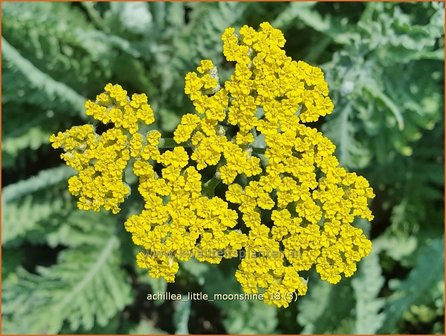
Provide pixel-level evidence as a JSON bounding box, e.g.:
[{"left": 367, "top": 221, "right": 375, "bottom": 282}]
[{"left": 2, "top": 2, "right": 444, "bottom": 334}]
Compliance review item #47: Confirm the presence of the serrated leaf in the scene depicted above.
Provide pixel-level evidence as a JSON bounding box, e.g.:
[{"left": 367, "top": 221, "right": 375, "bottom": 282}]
[
  {"left": 352, "top": 251, "right": 385, "bottom": 333},
  {"left": 2, "top": 166, "right": 74, "bottom": 245},
  {"left": 273, "top": 2, "right": 356, "bottom": 45},
  {"left": 380, "top": 237, "right": 444, "bottom": 333},
  {"left": 182, "top": 260, "right": 277, "bottom": 333},
  {"left": 3, "top": 235, "right": 132, "bottom": 334},
  {"left": 174, "top": 299, "right": 191, "bottom": 334},
  {"left": 297, "top": 275, "right": 355, "bottom": 333},
  {"left": 2, "top": 37, "right": 85, "bottom": 116}
]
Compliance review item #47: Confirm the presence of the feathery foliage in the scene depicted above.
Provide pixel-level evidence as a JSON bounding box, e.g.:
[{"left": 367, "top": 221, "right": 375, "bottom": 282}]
[{"left": 3, "top": 234, "right": 132, "bottom": 333}]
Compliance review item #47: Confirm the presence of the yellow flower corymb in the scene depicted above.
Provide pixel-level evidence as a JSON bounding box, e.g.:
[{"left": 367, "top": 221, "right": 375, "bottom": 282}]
[{"left": 50, "top": 22, "right": 375, "bottom": 308}]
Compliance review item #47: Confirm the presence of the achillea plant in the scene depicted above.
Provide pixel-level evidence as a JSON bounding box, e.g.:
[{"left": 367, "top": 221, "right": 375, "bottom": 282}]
[{"left": 50, "top": 22, "right": 374, "bottom": 308}]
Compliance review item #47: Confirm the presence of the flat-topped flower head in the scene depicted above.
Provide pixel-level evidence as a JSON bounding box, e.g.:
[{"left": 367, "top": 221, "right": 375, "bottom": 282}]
[{"left": 50, "top": 22, "right": 374, "bottom": 308}]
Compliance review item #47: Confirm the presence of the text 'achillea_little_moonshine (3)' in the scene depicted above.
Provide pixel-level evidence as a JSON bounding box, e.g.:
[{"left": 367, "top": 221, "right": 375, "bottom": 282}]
[{"left": 50, "top": 22, "right": 375, "bottom": 308}]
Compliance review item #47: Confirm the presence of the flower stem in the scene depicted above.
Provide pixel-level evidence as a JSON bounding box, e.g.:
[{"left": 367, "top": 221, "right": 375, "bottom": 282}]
[
  {"left": 251, "top": 147, "right": 266, "bottom": 155},
  {"left": 158, "top": 138, "right": 177, "bottom": 148},
  {"left": 203, "top": 175, "right": 221, "bottom": 197}
]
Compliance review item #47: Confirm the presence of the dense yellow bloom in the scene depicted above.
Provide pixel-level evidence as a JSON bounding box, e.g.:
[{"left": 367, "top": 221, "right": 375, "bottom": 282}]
[
  {"left": 50, "top": 85, "right": 157, "bottom": 214},
  {"left": 51, "top": 22, "right": 375, "bottom": 308},
  {"left": 127, "top": 159, "right": 246, "bottom": 282},
  {"left": 50, "top": 125, "right": 131, "bottom": 214},
  {"left": 179, "top": 22, "right": 373, "bottom": 307}
]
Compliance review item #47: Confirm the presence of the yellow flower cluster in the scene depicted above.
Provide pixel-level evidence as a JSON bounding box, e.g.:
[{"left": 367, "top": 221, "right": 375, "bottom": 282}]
[
  {"left": 50, "top": 84, "right": 248, "bottom": 283},
  {"left": 126, "top": 156, "right": 247, "bottom": 282},
  {"left": 173, "top": 22, "right": 374, "bottom": 307},
  {"left": 50, "top": 84, "right": 156, "bottom": 213},
  {"left": 51, "top": 23, "right": 375, "bottom": 308}
]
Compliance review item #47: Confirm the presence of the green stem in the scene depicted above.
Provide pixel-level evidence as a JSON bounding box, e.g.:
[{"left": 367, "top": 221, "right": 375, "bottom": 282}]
[
  {"left": 251, "top": 147, "right": 266, "bottom": 155},
  {"left": 158, "top": 138, "right": 179, "bottom": 148},
  {"left": 203, "top": 175, "right": 221, "bottom": 197}
]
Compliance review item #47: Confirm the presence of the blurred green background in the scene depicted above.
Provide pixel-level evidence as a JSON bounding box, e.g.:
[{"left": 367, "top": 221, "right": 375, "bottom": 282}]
[{"left": 2, "top": 2, "right": 444, "bottom": 334}]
